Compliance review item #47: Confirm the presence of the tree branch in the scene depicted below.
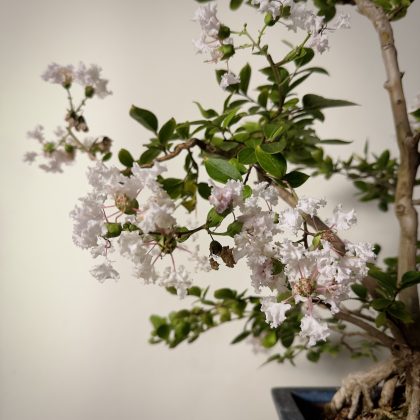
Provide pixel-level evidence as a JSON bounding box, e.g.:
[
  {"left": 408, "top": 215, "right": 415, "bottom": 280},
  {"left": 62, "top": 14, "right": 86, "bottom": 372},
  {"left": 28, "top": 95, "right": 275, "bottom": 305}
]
[
  {"left": 355, "top": 0, "right": 420, "bottom": 347},
  {"left": 334, "top": 310, "right": 395, "bottom": 349}
]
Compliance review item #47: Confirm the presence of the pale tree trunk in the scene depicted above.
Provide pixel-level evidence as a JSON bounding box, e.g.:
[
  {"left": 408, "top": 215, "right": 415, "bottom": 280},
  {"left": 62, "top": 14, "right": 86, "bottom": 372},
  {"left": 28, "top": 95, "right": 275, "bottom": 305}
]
[
  {"left": 334, "top": 0, "right": 420, "bottom": 417},
  {"left": 354, "top": 0, "right": 420, "bottom": 348}
]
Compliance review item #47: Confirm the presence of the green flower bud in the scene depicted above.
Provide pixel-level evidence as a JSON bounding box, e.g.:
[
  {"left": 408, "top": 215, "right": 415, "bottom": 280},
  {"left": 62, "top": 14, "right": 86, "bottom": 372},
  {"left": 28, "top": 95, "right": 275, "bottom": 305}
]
[
  {"left": 85, "top": 85, "right": 95, "bottom": 98},
  {"left": 220, "top": 44, "right": 235, "bottom": 60},
  {"left": 106, "top": 222, "right": 122, "bottom": 238},
  {"left": 64, "top": 144, "right": 75, "bottom": 154},
  {"left": 218, "top": 24, "right": 231, "bottom": 40},
  {"left": 43, "top": 142, "right": 56, "bottom": 154},
  {"left": 264, "top": 13, "right": 276, "bottom": 26}
]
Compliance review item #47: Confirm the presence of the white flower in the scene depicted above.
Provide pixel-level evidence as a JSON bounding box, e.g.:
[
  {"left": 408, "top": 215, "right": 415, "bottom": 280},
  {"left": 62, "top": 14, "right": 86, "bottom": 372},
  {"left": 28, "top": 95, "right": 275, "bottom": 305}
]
[
  {"left": 308, "top": 32, "right": 329, "bottom": 54},
  {"left": 136, "top": 189, "right": 176, "bottom": 233},
  {"left": 70, "top": 192, "right": 106, "bottom": 249},
  {"left": 159, "top": 266, "right": 192, "bottom": 299},
  {"left": 251, "top": 0, "right": 282, "bottom": 18},
  {"left": 42, "top": 63, "right": 74, "bottom": 85},
  {"left": 278, "top": 207, "right": 302, "bottom": 234},
  {"left": 39, "top": 150, "right": 74, "bottom": 173},
  {"left": 327, "top": 204, "right": 357, "bottom": 231},
  {"left": 193, "top": 3, "right": 231, "bottom": 63},
  {"left": 220, "top": 72, "right": 240, "bottom": 90},
  {"left": 118, "top": 231, "right": 158, "bottom": 283},
  {"left": 261, "top": 297, "right": 291, "bottom": 328},
  {"left": 333, "top": 13, "right": 351, "bottom": 30},
  {"left": 90, "top": 260, "right": 120, "bottom": 282},
  {"left": 23, "top": 152, "right": 37, "bottom": 164},
  {"left": 296, "top": 196, "right": 326, "bottom": 217},
  {"left": 300, "top": 315, "right": 329, "bottom": 346},
  {"left": 27, "top": 125, "right": 45, "bottom": 143},
  {"left": 209, "top": 180, "right": 243, "bottom": 213},
  {"left": 75, "top": 62, "right": 112, "bottom": 98},
  {"left": 193, "top": 2, "right": 220, "bottom": 37},
  {"left": 41, "top": 62, "right": 111, "bottom": 98}
]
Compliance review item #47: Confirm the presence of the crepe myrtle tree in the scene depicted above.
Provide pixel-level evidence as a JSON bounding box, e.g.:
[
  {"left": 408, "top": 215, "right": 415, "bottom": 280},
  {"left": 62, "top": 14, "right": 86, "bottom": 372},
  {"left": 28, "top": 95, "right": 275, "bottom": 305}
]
[{"left": 25, "top": 0, "right": 420, "bottom": 418}]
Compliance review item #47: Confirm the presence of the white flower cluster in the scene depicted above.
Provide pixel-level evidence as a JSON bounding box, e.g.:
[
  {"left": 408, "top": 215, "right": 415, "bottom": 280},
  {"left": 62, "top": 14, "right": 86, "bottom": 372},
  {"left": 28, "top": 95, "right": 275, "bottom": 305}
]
[
  {"left": 193, "top": 3, "right": 234, "bottom": 63},
  {"left": 70, "top": 162, "right": 208, "bottom": 297},
  {"left": 23, "top": 125, "right": 75, "bottom": 173},
  {"left": 252, "top": 0, "right": 350, "bottom": 53},
  {"left": 208, "top": 182, "right": 374, "bottom": 347},
  {"left": 42, "top": 62, "right": 112, "bottom": 98}
]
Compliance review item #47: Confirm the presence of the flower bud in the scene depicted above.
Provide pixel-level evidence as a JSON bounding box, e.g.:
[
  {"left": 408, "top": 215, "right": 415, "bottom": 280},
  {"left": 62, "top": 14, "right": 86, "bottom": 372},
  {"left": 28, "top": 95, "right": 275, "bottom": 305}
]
[
  {"left": 106, "top": 222, "right": 122, "bottom": 238},
  {"left": 43, "top": 142, "right": 56, "bottom": 154},
  {"left": 85, "top": 85, "right": 95, "bottom": 98},
  {"left": 264, "top": 13, "right": 276, "bottom": 26},
  {"left": 220, "top": 44, "right": 235, "bottom": 60},
  {"left": 64, "top": 144, "right": 75, "bottom": 154},
  {"left": 218, "top": 24, "right": 231, "bottom": 40}
]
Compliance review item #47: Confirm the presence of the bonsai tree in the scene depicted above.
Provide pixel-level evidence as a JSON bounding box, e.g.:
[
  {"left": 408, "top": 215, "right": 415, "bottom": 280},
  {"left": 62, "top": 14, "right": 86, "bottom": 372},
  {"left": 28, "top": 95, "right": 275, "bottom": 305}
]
[{"left": 24, "top": 0, "right": 420, "bottom": 418}]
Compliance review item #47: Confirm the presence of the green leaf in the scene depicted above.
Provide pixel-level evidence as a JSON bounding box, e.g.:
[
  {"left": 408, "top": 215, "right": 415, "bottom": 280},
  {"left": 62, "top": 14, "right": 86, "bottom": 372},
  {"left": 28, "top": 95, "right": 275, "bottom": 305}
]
[
  {"left": 158, "top": 118, "right": 176, "bottom": 144},
  {"left": 161, "top": 178, "right": 184, "bottom": 198},
  {"left": 351, "top": 283, "right": 368, "bottom": 300},
  {"left": 198, "top": 182, "right": 212, "bottom": 199},
  {"left": 226, "top": 221, "right": 243, "bottom": 237},
  {"left": 368, "top": 266, "right": 397, "bottom": 297},
  {"left": 165, "top": 287, "right": 177, "bottom": 295},
  {"left": 307, "top": 350, "right": 320, "bottom": 362},
  {"left": 400, "top": 271, "right": 420, "bottom": 290},
  {"left": 194, "top": 101, "right": 218, "bottom": 119},
  {"left": 303, "top": 94, "right": 357, "bottom": 110},
  {"left": 294, "top": 48, "right": 314, "bottom": 67},
  {"left": 375, "top": 312, "right": 387, "bottom": 328},
  {"left": 150, "top": 315, "right": 166, "bottom": 329},
  {"left": 371, "top": 298, "right": 392, "bottom": 311},
  {"left": 282, "top": 171, "right": 309, "bottom": 188},
  {"left": 139, "top": 147, "right": 161, "bottom": 165},
  {"left": 320, "top": 139, "right": 353, "bottom": 145},
  {"left": 102, "top": 152, "right": 112, "bottom": 162},
  {"left": 262, "top": 330, "right": 278, "bottom": 348},
  {"left": 231, "top": 330, "right": 251, "bottom": 344},
  {"left": 229, "top": 0, "right": 243, "bottom": 10},
  {"left": 187, "top": 286, "right": 202, "bottom": 297},
  {"left": 242, "top": 185, "right": 252, "bottom": 199},
  {"left": 387, "top": 301, "right": 412, "bottom": 323},
  {"left": 239, "top": 63, "right": 251, "bottom": 94},
  {"left": 238, "top": 147, "right": 256, "bottom": 164},
  {"left": 278, "top": 326, "right": 295, "bottom": 348},
  {"left": 206, "top": 208, "right": 227, "bottom": 227},
  {"left": 130, "top": 105, "right": 158, "bottom": 132},
  {"left": 376, "top": 150, "right": 390, "bottom": 169},
  {"left": 214, "top": 288, "right": 236, "bottom": 299},
  {"left": 118, "top": 148, "right": 134, "bottom": 167},
  {"left": 204, "top": 157, "right": 242, "bottom": 183},
  {"left": 255, "top": 145, "right": 287, "bottom": 178},
  {"left": 260, "top": 140, "right": 287, "bottom": 154}
]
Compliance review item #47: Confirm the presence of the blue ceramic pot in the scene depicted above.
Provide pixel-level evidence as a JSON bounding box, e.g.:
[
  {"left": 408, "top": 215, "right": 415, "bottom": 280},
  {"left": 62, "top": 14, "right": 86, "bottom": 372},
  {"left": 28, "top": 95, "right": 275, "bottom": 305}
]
[{"left": 271, "top": 387, "right": 337, "bottom": 420}]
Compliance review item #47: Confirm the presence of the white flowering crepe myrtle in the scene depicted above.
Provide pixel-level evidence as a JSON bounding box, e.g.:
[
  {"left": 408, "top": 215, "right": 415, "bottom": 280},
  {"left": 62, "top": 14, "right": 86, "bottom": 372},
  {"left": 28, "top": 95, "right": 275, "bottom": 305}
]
[{"left": 25, "top": 0, "right": 420, "bottom": 418}]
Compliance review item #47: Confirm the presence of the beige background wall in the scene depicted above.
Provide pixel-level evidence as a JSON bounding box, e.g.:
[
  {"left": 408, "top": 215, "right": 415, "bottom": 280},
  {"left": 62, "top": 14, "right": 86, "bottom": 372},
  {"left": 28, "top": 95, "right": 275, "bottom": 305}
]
[{"left": 1, "top": 1, "right": 419, "bottom": 419}]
